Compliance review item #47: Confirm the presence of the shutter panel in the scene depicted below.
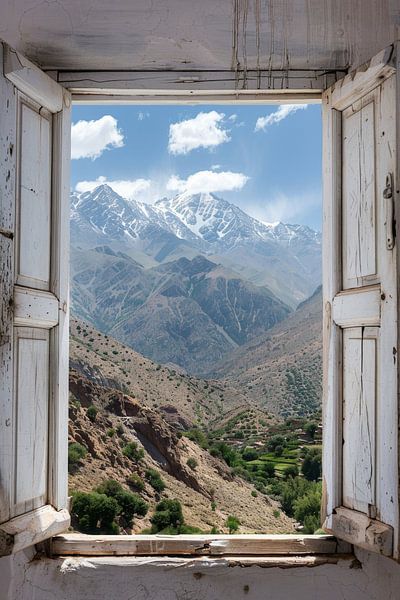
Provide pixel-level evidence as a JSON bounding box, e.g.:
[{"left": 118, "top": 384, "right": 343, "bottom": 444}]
[
  {"left": 0, "top": 43, "right": 70, "bottom": 554},
  {"left": 322, "top": 45, "right": 398, "bottom": 558}
]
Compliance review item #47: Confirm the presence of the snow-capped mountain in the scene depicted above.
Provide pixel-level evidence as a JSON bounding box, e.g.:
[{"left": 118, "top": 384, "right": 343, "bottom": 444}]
[{"left": 71, "top": 184, "right": 321, "bottom": 308}]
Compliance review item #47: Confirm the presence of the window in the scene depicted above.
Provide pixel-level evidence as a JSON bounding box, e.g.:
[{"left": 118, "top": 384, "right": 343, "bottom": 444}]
[{"left": 0, "top": 41, "right": 398, "bottom": 560}]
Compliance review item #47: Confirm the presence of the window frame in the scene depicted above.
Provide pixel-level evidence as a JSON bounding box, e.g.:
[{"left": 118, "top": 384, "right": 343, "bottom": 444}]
[{"left": 1, "top": 40, "right": 399, "bottom": 561}]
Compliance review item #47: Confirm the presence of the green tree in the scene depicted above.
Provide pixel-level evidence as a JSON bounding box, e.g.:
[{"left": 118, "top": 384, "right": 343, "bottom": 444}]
[
  {"left": 267, "top": 435, "right": 286, "bottom": 452},
  {"left": 151, "top": 499, "right": 184, "bottom": 533},
  {"left": 304, "top": 422, "right": 318, "bottom": 440},
  {"left": 293, "top": 483, "right": 322, "bottom": 533},
  {"left": 301, "top": 447, "right": 322, "bottom": 481},
  {"left": 274, "top": 445, "right": 284, "bottom": 457},
  {"left": 242, "top": 447, "right": 258, "bottom": 461},
  {"left": 72, "top": 491, "right": 119, "bottom": 533},
  {"left": 283, "top": 465, "right": 298, "bottom": 479},
  {"left": 127, "top": 473, "right": 145, "bottom": 492},
  {"left": 226, "top": 515, "right": 240, "bottom": 534},
  {"left": 95, "top": 479, "right": 148, "bottom": 528}
]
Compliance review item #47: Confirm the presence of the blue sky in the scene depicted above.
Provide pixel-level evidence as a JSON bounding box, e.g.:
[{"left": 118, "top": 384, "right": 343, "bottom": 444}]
[{"left": 71, "top": 103, "right": 322, "bottom": 230}]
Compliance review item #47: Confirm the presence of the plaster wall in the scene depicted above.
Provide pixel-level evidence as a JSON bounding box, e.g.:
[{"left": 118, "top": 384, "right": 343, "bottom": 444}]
[{"left": 1, "top": 546, "right": 400, "bottom": 600}]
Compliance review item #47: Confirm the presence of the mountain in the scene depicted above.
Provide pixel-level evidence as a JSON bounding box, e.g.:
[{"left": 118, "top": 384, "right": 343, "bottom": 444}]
[
  {"left": 71, "top": 250, "right": 290, "bottom": 375},
  {"left": 71, "top": 185, "right": 321, "bottom": 308},
  {"left": 210, "top": 286, "right": 323, "bottom": 418},
  {"left": 69, "top": 319, "right": 295, "bottom": 533}
]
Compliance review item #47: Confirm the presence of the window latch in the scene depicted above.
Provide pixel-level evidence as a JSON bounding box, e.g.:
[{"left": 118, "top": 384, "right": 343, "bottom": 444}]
[{"left": 383, "top": 173, "right": 395, "bottom": 250}]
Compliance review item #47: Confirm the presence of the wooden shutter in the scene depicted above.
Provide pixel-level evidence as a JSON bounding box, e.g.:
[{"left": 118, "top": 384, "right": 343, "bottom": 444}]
[
  {"left": 0, "top": 44, "right": 70, "bottom": 554},
  {"left": 322, "top": 45, "right": 399, "bottom": 557}
]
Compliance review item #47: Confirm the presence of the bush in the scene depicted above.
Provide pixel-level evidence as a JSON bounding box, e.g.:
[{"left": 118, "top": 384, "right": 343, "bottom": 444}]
[
  {"left": 301, "top": 447, "right": 322, "bottom": 481},
  {"left": 226, "top": 515, "right": 240, "bottom": 534},
  {"left": 273, "top": 509, "right": 280, "bottom": 519},
  {"left": 251, "top": 490, "right": 258, "bottom": 497},
  {"left": 107, "top": 428, "right": 116, "bottom": 437},
  {"left": 123, "top": 442, "right": 145, "bottom": 462},
  {"left": 151, "top": 499, "right": 184, "bottom": 533},
  {"left": 262, "top": 462, "right": 275, "bottom": 478},
  {"left": 127, "top": 473, "right": 145, "bottom": 492},
  {"left": 293, "top": 483, "right": 322, "bottom": 533},
  {"left": 71, "top": 491, "right": 119, "bottom": 533},
  {"left": 186, "top": 457, "right": 198, "bottom": 471},
  {"left": 68, "top": 443, "right": 87, "bottom": 473},
  {"left": 95, "top": 479, "right": 148, "bottom": 528},
  {"left": 267, "top": 435, "right": 286, "bottom": 452},
  {"left": 86, "top": 405, "right": 98, "bottom": 422},
  {"left": 145, "top": 468, "right": 166, "bottom": 493},
  {"left": 304, "top": 422, "right": 318, "bottom": 440},
  {"left": 242, "top": 447, "right": 258, "bottom": 462},
  {"left": 184, "top": 428, "right": 209, "bottom": 449},
  {"left": 283, "top": 465, "right": 298, "bottom": 479},
  {"left": 274, "top": 445, "right": 284, "bottom": 457}
]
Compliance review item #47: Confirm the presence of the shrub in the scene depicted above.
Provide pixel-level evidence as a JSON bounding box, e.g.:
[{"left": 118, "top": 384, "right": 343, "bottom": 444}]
[
  {"left": 251, "top": 490, "right": 258, "bottom": 497},
  {"left": 274, "top": 445, "right": 284, "bottom": 457},
  {"left": 68, "top": 443, "right": 87, "bottom": 473},
  {"left": 242, "top": 447, "right": 258, "bottom": 462},
  {"left": 283, "top": 465, "right": 298, "bottom": 479},
  {"left": 107, "top": 428, "right": 116, "bottom": 438},
  {"left": 145, "top": 468, "right": 166, "bottom": 493},
  {"left": 150, "top": 499, "right": 184, "bottom": 533},
  {"left": 95, "top": 479, "right": 148, "bottom": 528},
  {"left": 127, "top": 473, "right": 145, "bottom": 492},
  {"left": 304, "top": 422, "right": 318, "bottom": 440},
  {"left": 301, "top": 447, "right": 322, "bottom": 481},
  {"left": 71, "top": 491, "right": 119, "bottom": 533},
  {"left": 211, "top": 501, "right": 216, "bottom": 512},
  {"left": 293, "top": 483, "right": 322, "bottom": 533},
  {"left": 122, "top": 442, "right": 145, "bottom": 462},
  {"left": 116, "top": 424, "right": 124, "bottom": 436},
  {"left": 262, "top": 462, "right": 275, "bottom": 478},
  {"left": 226, "top": 515, "right": 240, "bottom": 534},
  {"left": 184, "top": 428, "right": 208, "bottom": 449},
  {"left": 86, "top": 405, "right": 98, "bottom": 422},
  {"left": 273, "top": 509, "right": 280, "bottom": 519},
  {"left": 267, "top": 435, "right": 286, "bottom": 452},
  {"left": 186, "top": 457, "right": 198, "bottom": 471}
]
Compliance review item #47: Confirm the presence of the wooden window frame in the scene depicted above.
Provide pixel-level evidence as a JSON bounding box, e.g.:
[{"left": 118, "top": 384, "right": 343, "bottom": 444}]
[{"left": 1, "top": 41, "right": 399, "bottom": 561}]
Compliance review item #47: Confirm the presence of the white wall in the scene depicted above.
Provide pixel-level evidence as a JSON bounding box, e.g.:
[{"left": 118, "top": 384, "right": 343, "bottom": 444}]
[{"left": 1, "top": 546, "right": 400, "bottom": 600}]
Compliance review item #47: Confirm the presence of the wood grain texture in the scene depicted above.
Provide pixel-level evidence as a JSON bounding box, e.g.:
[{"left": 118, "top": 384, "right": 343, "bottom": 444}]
[
  {"left": 332, "top": 286, "right": 380, "bottom": 327},
  {"left": 329, "top": 507, "right": 393, "bottom": 556},
  {"left": 51, "top": 534, "right": 342, "bottom": 557},
  {"left": 13, "top": 286, "right": 59, "bottom": 328},
  {"left": 0, "top": 43, "right": 17, "bottom": 525}
]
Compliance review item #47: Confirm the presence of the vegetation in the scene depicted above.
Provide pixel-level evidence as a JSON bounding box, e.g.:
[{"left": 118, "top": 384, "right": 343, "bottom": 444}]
[
  {"left": 127, "top": 473, "right": 145, "bottom": 492},
  {"left": 226, "top": 515, "right": 240, "bottom": 534},
  {"left": 86, "top": 405, "right": 98, "bottom": 422},
  {"left": 301, "top": 447, "right": 322, "bottom": 481},
  {"left": 186, "top": 457, "right": 198, "bottom": 471},
  {"left": 71, "top": 479, "right": 148, "bottom": 534},
  {"left": 122, "top": 442, "right": 145, "bottom": 462},
  {"left": 145, "top": 468, "right": 166, "bottom": 493},
  {"left": 68, "top": 442, "right": 87, "bottom": 473}
]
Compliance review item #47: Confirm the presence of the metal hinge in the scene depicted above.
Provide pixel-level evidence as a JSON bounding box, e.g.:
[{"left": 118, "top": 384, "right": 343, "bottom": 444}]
[{"left": 383, "top": 173, "right": 395, "bottom": 250}]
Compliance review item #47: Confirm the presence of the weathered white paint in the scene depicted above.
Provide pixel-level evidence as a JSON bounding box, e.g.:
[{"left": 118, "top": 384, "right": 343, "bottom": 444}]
[
  {"left": 0, "top": 42, "right": 71, "bottom": 551},
  {"left": 17, "top": 99, "right": 51, "bottom": 290},
  {"left": 322, "top": 50, "right": 398, "bottom": 556},
  {"left": 332, "top": 286, "right": 381, "bottom": 328},
  {"left": 0, "top": 1, "right": 399, "bottom": 76},
  {"left": 342, "top": 328, "right": 377, "bottom": 513},
  {"left": 331, "top": 507, "right": 393, "bottom": 556},
  {"left": 342, "top": 99, "right": 376, "bottom": 288},
  {"left": 1, "top": 545, "right": 400, "bottom": 600}
]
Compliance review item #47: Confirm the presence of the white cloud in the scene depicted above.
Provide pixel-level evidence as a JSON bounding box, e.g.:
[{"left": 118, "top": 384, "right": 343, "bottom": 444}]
[
  {"left": 138, "top": 111, "right": 150, "bottom": 121},
  {"left": 75, "top": 176, "right": 151, "bottom": 199},
  {"left": 71, "top": 115, "right": 124, "bottom": 160},
  {"left": 255, "top": 104, "right": 308, "bottom": 132},
  {"left": 228, "top": 114, "right": 237, "bottom": 122},
  {"left": 168, "top": 111, "right": 230, "bottom": 155},
  {"left": 166, "top": 170, "right": 249, "bottom": 195},
  {"left": 211, "top": 164, "right": 221, "bottom": 170},
  {"left": 246, "top": 190, "right": 321, "bottom": 225}
]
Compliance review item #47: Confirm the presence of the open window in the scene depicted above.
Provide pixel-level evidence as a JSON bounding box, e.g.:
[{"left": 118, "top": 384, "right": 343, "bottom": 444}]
[
  {"left": 0, "top": 44, "right": 71, "bottom": 553},
  {"left": 0, "top": 41, "right": 399, "bottom": 559},
  {"left": 322, "top": 46, "right": 399, "bottom": 558}
]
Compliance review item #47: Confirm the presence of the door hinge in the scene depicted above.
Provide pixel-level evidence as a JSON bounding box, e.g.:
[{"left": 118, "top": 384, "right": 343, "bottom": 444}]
[{"left": 383, "top": 173, "right": 395, "bottom": 250}]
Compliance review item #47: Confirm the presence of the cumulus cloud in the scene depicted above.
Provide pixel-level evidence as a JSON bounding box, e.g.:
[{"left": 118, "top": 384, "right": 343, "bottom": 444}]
[
  {"left": 75, "top": 176, "right": 151, "bottom": 199},
  {"left": 168, "top": 111, "right": 230, "bottom": 155},
  {"left": 166, "top": 170, "right": 249, "bottom": 195},
  {"left": 255, "top": 104, "right": 308, "bottom": 132},
  {"left": 71, "top": 115, "right": 124, "bottom": 160}
]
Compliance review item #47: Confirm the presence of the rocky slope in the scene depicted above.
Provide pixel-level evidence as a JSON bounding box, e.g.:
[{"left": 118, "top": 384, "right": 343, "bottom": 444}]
[
  {"left": 210, "top": 286, "right": 322, "bottom": 418},
  {"left": 68, "top": 368, "right": 295, "bottom": 534}
]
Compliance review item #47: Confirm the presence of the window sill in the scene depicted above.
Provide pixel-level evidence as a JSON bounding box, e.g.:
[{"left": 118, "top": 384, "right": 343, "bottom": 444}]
[{"left": 51, "top": 533, "right": 351, "bottom": 558}]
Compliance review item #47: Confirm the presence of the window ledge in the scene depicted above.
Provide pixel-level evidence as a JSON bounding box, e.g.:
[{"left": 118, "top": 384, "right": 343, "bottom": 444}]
[{"left": 51, "top": 533, "right": 351, "bottom": 558}]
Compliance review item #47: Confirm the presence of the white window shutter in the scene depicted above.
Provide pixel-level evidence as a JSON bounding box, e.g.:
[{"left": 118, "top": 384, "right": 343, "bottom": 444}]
[
  {"left": 322, "top": 45, "right": 399, "bottom": 558},
  {"left": 0, "top": 43, "right": 70, "bottom": 555}
]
